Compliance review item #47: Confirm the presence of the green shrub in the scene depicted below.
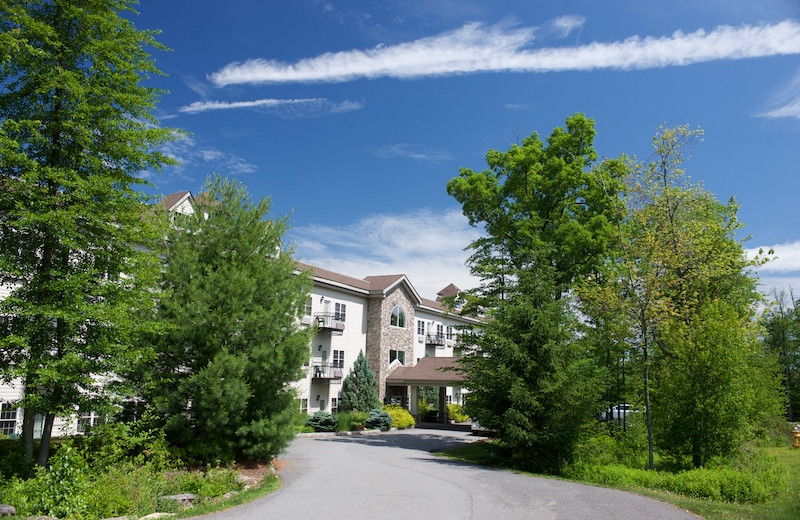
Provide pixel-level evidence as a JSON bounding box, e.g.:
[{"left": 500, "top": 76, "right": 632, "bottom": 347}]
[
  {"left": 564, "top": 459, "right": 783, "bottom": 504},
  {"left": 293, "top": 413, "right": 314, "bottom": 434},
  {"left": 366, "top": 409, "right": 393, "bottom": 431},
  {"left": 349, "top": 411, "right": 369, "bottom": 430},
  {"left": 447, "top": 403, "right": 469, "bottom": 422},
  {"left": 307, "top": 411, "right": 338, "bottom": 432},
  {"left": 0, "top": 438, "right": 30, "bottom": 479},
  {"left": 383, "top": 405, "right": 415, "bottom": 429},
  {"left": 85, "top": 465, "right": 166, "bottom": 519},
  {"left": 78, "top": 421, "right": 173, "bottom": 472},
  {"left": 422, "top": 409, "right": 439, "bottom": 422},
  {"left": 34, "top": 442, "right": 91, "bottom": 519}
]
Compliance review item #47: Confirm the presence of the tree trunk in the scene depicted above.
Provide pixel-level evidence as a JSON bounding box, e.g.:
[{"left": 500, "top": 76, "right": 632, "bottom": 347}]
[
  {"left": 642, "top": 322, "right": 654, "bottom": 470},
  {"left": 36, "top": 413, "right": 55, "bottom": 467},
  {"left": 21, "top": 403, "right": 35, "bottom": 471}
]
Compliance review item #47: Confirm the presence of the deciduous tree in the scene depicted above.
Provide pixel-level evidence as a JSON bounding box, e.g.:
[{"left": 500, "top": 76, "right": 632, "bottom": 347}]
[
  {"left": 448, "top": 114, "right": 627, "bottom": 471},
  {"left": 0, "top": 0, "right": 176, "bottom": 466}
]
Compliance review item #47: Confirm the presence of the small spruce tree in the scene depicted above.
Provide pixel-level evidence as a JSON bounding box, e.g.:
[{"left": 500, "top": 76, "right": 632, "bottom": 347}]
[{"left": 339, "top": 351, "right": 380, "bottom": 412}]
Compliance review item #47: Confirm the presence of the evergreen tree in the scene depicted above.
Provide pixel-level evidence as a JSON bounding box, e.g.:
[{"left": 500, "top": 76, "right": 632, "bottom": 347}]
[
  {"left": 144, "top": 176, "right": 312, "bottom": 463},
  {"left": 448, "top": 114, "right": 627, "bottom": 471},
  {"left": 0, "top": 0, "right": 176, "bottom": 466},
  {"left": 339, "top": 351, "right": 380, "bottom": 413}
]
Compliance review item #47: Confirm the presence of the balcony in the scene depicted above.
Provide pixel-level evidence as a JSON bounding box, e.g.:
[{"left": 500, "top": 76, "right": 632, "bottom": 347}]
[
  {"left": 312, "top": 363, "right": 344, "bottom": 380},
  {"left": 314, "top": 312, "right": 345, "bottom": 334},
  {"left": 425, "top": 333, "right": 445, "bottom": 347}
]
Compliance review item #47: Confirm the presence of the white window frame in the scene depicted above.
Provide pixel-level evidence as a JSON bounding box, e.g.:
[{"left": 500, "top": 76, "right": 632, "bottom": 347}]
[{"left": 390, "top": 306, "right": 406, "bottom": 328}]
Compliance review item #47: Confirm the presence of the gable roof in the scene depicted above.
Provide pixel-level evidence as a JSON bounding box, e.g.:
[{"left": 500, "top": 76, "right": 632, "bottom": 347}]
[
  {"left": 437, "top": 283, "right": 461, "bottom": 300},
  {"left": 160, "top": 191, "right": 192, "bottom": 212}
]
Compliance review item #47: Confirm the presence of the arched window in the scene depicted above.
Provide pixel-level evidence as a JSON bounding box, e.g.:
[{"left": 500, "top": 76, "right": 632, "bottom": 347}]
[{"left": 390, "top": 305, "right": 406, "bottom": 328}]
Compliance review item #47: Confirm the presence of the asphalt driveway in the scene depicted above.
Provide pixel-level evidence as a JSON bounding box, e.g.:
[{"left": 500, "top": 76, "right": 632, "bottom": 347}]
[{"left": 209, "top": 428, "right": 699, "bottom": 520}]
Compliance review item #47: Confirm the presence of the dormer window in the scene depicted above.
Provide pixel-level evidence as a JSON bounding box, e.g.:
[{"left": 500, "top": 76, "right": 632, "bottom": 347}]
[{"left": 390, "top": 306, "right": 406, "bottom": 328}]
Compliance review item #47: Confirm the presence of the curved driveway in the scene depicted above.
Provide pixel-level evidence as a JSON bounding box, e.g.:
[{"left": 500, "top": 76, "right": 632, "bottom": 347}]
[{"left": 211, "top": 428, "right": 699, "bottom": 520}]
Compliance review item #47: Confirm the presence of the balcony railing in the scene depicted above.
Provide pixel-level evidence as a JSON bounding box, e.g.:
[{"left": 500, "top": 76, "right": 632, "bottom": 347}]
[
  {"left": 425, "top": 332, "right": 445, "bottom": 346},
  {"left": 314, "top": 312, "right": 345, "bottom": 333},
  {"left": 312, "top": 363, "right": 344, "bottom": 380}
]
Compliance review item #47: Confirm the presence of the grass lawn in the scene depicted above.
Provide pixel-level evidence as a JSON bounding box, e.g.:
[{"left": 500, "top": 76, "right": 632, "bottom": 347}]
[{"left": 438, "top": 443, "right": 800, "bottom": 520}]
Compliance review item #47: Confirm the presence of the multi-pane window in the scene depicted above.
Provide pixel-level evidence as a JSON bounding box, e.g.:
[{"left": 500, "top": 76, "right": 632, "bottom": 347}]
[
  {"left": 333, "top": 350, "right": 344, "bottom": 369},
  {"left": 299, "top": 398, "right": 309, "bottom": 414},
  {"left": 77, "top": 411, "right": 103, "bottom": 434},
  {"left": 417, "top": 320, "right": 425, "bottom": 335},
  {"left": 389, "top": 349, "right": 406, "bottom": 365},
  {"left": 0, "top": 403, "right": 17, "bottom": 436},
  {"left": 436, "top": 324, "right": 443, "bottom": 336},
  {"left": 331, "top": 398, "right": 339, "bottom": 414},
  {"left": 304, "top": 297, "right": 312, "bottom": 316},
  {"left": 390, "top": 306, "right": 405, "bottom": 328},
  {"left": 335, "top": 303, "right": 346, "bottom": 321},
  {"left": 446, "top": 326, "right": 454, "bottom": 340}
]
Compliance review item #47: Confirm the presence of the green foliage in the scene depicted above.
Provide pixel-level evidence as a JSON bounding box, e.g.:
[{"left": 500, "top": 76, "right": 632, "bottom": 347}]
[
  {"left": 307, "top": 411, "right": 338, "bottom": 432},
  {"left": 348, "top": 411, "right": 369, "bottom": 430},
  {"left": 0, "top": 438, "right": 30, "bottom": 479},
  {"left": 144, "top": 175, "right": 313, "bottom": 463},
  {"left": 84, "top": 465, "right": 166, "bottom": 520},
  {"left": 565, "top": 462, "right": 782, "bottom": 504},
  {"left": 339, "top": 351, "right": 381, "bottom": 413},
  {"left": 447, "top": 403, "right": 469, "bottom": 422},
  {"left": 383, "top": 405, "right": 415, "bottom": 429},
  {"left": 0, "top": 0, "right": 178, "bottom": 465},
  {"left": 33, "top": 442, "right": 91, "bottom": 519},
  {"left": 761, "top": 291, "right": 800, "bottom": 422},
  {"left": 366, "top": 408, "right": 393, "bottom": 431},
  {"left": 77, "top": 421, "right": 173, "bottom": 472},
  {"left": 164, "top": 467, "right": 243, "bottom": 499},
  {"left": 449, "top": 114, "right": 625, "bottom": 473}
]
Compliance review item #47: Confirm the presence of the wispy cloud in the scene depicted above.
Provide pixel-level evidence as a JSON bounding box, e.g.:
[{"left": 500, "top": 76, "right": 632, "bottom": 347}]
[
  {"left": 549, "top": 15, "right": 586, "bottom": 38},
  {"left": 371, "top": 143, "right": 454, "bottom": 161},
  {"left": 178, "top": 97, "right": 364, "bottom": 117},
  {"left": 159, "top": 136, "right": 258, "bottom": 177},
  {"left": 209, "top": 20, "right": 800, "bottom": 86},
  {"left": 505, "top": 102, "right": 530, "bottom": 110},
  {"left": 288, "top": 208, "right": 481, "bottom": 297},
  {"left": 759, "top": 69, "right": 800, "bottom": 119}
]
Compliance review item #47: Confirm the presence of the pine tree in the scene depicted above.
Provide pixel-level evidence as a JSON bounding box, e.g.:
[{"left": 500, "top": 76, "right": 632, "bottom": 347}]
[
  {"left": 339, "top": 351, "right": 380, "bottom": 413},
  {"left": 0, "top": 0, "right": 176, "bottom": 466},
  {"left": 144, "top": 176, "right": 313, "bottom": 463}
]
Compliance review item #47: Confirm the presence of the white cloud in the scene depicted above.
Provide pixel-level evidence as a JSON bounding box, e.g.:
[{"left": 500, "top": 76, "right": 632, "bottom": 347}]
[
  {"left": 178, "top": 97, "right": 364, "bottom": 117},
  {"left": 371, "top": 143, "right": 454, "bottom": 161},
  {"left": 759, "top": 69, "right": 800, "bottom": 119},
  {"left": 288, "top": 208, "right": 482, "bottom": 298},
  {"left": 209, "top": 20, "right": 800, "bottom": 86},
  {"left": 746, "top": 240, "right": 800, "bottom": 295},
  {"left": 549, "top": 15, "right": 586, "bottom": 38}
]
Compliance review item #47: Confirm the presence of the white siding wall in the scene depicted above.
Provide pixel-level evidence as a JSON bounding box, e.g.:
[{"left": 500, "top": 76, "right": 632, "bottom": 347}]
[{"left": 293, "top": 285, "right": 368, "bottom": 415}]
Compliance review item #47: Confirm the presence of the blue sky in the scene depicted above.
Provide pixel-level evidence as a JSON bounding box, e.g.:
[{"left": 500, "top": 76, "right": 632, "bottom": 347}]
[{"left": 133, "top": 0, "right": 800, "bottom": 298}]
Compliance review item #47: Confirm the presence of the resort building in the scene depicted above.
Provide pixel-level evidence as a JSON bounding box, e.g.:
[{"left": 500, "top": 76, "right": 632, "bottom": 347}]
[{"left": 0, "top": 191, "right": 476, "bottom": 436}]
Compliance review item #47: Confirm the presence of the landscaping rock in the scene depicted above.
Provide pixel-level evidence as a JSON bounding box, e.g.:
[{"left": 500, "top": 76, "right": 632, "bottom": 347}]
[
  {"left": 0, "top": 505, "right": 15, "bottom": 517},
  {"left": 158, "top": 493, "right": 197, "bottom": 508},
  {"left": 139, "top": 514, "right": 176, "bottom": 520}
]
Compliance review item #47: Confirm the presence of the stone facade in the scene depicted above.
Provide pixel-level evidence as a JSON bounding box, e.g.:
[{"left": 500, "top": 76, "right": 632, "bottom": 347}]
[{"left": 366, "top": 285, "right": 415, "bottom": 400}]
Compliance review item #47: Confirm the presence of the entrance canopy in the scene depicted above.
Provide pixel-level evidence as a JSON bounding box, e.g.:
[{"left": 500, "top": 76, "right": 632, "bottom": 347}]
[{"left": 386, "top": 356, "right": 465, "bottom": 387}]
